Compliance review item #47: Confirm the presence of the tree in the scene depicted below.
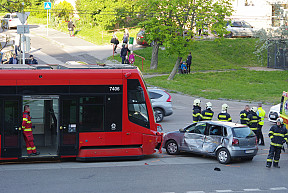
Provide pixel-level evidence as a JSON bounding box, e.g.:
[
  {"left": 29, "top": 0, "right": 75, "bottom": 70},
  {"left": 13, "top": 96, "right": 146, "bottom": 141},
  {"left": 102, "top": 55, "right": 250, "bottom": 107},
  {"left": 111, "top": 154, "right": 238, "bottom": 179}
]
[
  {"left": 53, "top": 1, "right": 74, "bottom": 21},
  {"left": 0, "top": 0, "right": 31, "bottom": 13},
  {"left": 137, "top": 0, "right": 233, "bottom": 79}
]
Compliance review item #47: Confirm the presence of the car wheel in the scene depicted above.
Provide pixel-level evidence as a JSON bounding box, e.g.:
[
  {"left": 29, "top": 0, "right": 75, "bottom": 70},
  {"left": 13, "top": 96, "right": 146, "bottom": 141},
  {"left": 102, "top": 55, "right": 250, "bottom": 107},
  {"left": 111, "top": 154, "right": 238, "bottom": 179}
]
[
  {"left": 166, "top": 140, "right": 179, "bottom": 155},
  {"left": 225, "top": 32, "right": 233, "bottom": 38},
  {"left": 217, "top": 148, "right": 231, "bottom": 164},
  {"left": 154, "top": 108, "right": 164, "bottom": 123}
]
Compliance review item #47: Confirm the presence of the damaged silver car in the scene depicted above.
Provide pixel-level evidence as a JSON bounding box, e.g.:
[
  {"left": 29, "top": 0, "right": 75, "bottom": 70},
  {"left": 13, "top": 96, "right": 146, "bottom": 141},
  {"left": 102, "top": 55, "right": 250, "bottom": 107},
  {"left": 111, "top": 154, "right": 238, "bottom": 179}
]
[{"left": 163, "top": 121, "right": 258, "bottom": 164}]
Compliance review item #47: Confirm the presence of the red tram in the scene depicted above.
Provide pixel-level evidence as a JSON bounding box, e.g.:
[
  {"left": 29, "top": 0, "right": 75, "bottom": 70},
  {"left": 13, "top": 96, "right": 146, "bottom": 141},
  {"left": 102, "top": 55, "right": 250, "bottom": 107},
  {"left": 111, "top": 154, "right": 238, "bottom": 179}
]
[{"left": 0, "top": 64, "right": 163, "bottom": 161}]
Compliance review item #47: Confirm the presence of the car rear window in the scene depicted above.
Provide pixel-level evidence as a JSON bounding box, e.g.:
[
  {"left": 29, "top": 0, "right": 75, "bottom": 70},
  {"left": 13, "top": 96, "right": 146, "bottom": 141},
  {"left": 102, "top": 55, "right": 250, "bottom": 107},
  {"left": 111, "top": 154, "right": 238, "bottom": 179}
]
[
  {"left": 12, "top": 15, "right": 18, "bottom": 19},
  {"left": 231, "top": 22, "right": 242, "bottom": 27},
  {"left": 232, "top": 127, "right": 255, "bottom": 138}
]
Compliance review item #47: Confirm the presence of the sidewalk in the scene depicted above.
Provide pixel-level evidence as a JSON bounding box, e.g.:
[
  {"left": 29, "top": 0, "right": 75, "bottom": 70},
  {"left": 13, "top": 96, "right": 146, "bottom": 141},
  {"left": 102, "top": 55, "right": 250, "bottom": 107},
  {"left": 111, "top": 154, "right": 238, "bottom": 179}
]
[{"left": 27, "top": 25, "right": 141, "bottom": 64}]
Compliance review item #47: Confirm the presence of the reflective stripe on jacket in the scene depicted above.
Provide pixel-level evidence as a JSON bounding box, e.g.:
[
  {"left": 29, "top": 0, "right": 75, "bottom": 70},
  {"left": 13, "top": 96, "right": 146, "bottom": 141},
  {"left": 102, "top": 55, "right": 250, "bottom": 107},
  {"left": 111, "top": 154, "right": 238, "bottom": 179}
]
[
  {"left": 22, "top": 111, "right": 32, "bottom": 131},
  {"left": 192, "top": 106, "right": 202, "bottom": 123},
  {"left": 269, "top": 124, "right": 288, "bottom": 147},
  {"left": 217, "top": 112, "right": 232, "bottom": 122},
  {"left": 201, "top": 109, "right": 214, "bottom": 121},
  {"left": 239, "top": 110, "right": 250, "bottom": 125},
  {"left": 247, "top": 112, "right": 260, "bottom": 130}
]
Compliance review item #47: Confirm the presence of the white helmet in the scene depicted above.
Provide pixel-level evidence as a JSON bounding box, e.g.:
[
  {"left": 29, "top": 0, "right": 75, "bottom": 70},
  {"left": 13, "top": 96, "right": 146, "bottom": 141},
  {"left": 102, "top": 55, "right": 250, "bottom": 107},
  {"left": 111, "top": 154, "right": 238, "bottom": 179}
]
[
  {"left": 277, "top": 117, "right": 284, "bottom": 124},
  {"left": 193, "top": 99, "right": 201, "bottom": 106},
  {"left": 222, "top": 103, "right": 229, "bottom": 111},
  {"left": 251, "top": 107, "right": 258, "bottom": 113},
  {"left": 206, "top": 102, "right": 212, "bottom": 109}
]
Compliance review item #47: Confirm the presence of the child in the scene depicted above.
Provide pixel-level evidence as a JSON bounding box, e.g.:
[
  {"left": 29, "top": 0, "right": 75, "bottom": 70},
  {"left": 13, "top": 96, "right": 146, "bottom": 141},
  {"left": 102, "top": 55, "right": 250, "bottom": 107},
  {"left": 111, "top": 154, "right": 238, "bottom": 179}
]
[{"left": 129, "top": 51, "right": 135, "bottom": 65}]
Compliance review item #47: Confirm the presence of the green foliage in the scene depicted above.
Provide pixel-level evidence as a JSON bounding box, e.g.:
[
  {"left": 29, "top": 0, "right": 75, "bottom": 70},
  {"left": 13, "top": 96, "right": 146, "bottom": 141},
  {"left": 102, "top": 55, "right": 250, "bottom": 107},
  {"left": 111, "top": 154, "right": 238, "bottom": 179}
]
[
  {"left": 137, "top": 0, "right": 233, "bottom": 58},
  {"left": 53, "top": 0, "right": 74, "bottom": 21},
  {"left": 145, "top": 70, "right": 288, "bottom": 104},
  {"left": 0, "top": 0, "right": 31, "bottom": 13},
  {"left": 26, "top": 0, "right": 47, "bottom": 18},
  {"left": 75, "top": 0, "right": 138, "bottom": 30}
]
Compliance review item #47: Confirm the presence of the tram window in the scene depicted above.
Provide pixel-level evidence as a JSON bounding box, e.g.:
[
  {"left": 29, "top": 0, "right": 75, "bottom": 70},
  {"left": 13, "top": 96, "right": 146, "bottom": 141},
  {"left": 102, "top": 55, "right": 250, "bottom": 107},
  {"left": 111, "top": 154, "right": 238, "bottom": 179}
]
[
  {"left": 79, "top": 96, "right": 104, "bottom": 132},
  {"left": 127, "top": 79, "right": 150, "bottom": 128}
]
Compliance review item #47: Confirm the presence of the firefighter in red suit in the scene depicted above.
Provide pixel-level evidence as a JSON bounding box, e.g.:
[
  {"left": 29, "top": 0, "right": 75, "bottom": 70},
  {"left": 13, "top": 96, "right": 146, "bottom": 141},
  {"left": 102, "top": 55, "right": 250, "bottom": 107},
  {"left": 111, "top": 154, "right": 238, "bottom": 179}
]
[{"left": 22, "top": 105, "right": 40, "bottom": 156}]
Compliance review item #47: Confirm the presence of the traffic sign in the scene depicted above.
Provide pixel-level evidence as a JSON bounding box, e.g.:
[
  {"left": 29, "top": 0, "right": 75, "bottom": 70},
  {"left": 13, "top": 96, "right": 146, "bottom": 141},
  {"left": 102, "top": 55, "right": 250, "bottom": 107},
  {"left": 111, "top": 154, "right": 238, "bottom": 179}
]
[
  {"left": 44, "top": 2, "right": 52, "bottom": 10},
  {"left": 16, "top": 12, "right": 30, "bottom": 25},
  {"left": 17, "top": 25, "right": 30, "bottom": 34}
]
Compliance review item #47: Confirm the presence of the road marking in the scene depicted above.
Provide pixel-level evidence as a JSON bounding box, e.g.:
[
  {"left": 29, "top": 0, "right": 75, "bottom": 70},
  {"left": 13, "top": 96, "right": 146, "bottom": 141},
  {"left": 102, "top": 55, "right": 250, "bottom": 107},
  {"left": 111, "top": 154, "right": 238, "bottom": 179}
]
[
  {"left": 186, "top": 191, "right": 205, "bottom": 193},
  {"left": 270, "top": 187, "right": 287, "bottom": 191},
  {"left": 243, "top": 188, "right": 261, "bottom": 191},
  {"left": 216, "top": 190, "right": 233, "bottom": 192}
]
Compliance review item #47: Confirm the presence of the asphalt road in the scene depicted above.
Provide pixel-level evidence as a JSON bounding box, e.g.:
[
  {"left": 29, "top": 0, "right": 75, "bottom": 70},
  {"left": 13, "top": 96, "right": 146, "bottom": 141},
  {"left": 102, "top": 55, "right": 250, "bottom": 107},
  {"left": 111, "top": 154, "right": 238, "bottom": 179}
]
[{"left": 1, "top": 26, "right": 287, "bottom": 193}]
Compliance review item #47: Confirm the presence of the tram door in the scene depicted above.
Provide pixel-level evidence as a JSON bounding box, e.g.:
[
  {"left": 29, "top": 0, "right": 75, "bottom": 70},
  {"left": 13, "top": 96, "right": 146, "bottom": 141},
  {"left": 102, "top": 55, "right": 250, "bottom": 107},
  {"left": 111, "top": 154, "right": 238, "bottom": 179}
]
[
  {"left": 58, "top": 97, "right": 78, "bottom": 156},
  {"left": 22, "top": 96, "right": 59, "bottom": 157},
  {"left": 0, "top": 96, "right": 22, "bottom": 158}
]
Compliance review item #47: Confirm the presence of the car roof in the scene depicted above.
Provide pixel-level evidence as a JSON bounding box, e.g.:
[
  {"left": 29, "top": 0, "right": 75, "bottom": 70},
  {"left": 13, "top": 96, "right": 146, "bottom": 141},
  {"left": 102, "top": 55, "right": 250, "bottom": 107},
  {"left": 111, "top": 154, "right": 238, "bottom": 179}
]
[{"left": 201, "top": 121, "right": 247, "bottom": 128}]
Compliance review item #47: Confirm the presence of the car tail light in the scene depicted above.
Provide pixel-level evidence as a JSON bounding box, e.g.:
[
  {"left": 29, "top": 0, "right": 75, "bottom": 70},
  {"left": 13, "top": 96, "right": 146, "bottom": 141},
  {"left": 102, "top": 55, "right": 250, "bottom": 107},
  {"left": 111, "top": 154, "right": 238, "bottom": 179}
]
[
  {"left": 232, "top": 138, "right": 239, "bottom": 146},
  {"left": 140, "top": 36, "right": 144, "bottom": 38},
  {"left": 164, "top": 91, "right": 172, "bottom": 102},
  {"left": 9, "top": 19, "right": 12, "bottom": 21}
]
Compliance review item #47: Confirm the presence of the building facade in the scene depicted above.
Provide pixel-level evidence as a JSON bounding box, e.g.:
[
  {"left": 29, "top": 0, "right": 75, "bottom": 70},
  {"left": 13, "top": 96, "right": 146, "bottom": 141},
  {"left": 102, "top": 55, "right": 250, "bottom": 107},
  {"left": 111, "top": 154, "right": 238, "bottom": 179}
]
[{"left": 230, "top": 0, "right": 288, "bottom": 29}]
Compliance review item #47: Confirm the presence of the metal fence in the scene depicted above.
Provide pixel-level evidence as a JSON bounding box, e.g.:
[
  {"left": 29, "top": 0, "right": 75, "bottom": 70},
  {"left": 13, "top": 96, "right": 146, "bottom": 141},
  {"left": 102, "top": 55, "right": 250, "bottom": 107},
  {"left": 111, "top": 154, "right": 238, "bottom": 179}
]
[{"left": 267, "top": 40, "right": 288, "bottom": 70}]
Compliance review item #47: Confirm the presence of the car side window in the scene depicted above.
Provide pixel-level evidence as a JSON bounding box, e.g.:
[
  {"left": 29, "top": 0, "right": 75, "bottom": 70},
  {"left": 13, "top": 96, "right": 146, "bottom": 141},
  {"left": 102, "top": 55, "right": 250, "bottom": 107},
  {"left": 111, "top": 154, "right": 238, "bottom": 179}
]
[
  {"left": 4, "top": 15, "right": 10, "bottom": 18},
  {"left": 148, "top": 91, "right": 162, "bottom": 99},
  {"left": 186, "top": 122, "right": 206, "bottom": 134},
  {"left": 209, "top": 125, "right": 223, "bottom": 136}
]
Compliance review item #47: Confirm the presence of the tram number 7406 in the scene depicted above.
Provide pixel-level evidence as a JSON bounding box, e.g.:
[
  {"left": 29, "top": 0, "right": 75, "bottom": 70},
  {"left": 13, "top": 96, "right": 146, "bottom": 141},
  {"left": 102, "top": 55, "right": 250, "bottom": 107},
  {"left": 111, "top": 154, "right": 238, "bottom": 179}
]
[{"left": 109, "top": 86, "right": 121, "bottom": 92}]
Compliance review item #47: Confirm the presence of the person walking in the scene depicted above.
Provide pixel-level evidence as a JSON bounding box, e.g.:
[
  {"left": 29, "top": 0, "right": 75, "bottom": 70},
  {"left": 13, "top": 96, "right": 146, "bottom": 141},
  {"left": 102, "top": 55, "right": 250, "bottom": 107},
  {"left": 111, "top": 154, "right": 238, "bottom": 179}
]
[
  {"left": 266, "top": 118, "right": 287, "bottom": 168},
  {"left": 257, "top": 103, "right": 267, "bottom": 145},
  {"left": 201, "top": 102, "right": 214, "bottom": 121},
  {"left": 68, "top": 19, "right": 76, "bottom": 37},
  {"left": 120, "top": 44, "right": 130, "bottom": 64},
  {"left": 247, "top": 107, "right": 261, "bottom": 138},
  {"left": 240, "top": 105, "right": 250, "bottom": 125},
  {"left": 192, "top": 99, "right": 202, "bottom": 123},
  {"left": 186, "top": 52, "right": 192, "bottom": 74},
  {"left": 217, "top": 104, "right": 232, "bottom": 122},
  {"left": 111, "top": 32, "right": 119, "bottom": 54},
  {"left": 14, "top": 34, "right": 20, "bottom": 56},
  {"left": 22, "top": 105, "right": 40, "bottom": 156}
]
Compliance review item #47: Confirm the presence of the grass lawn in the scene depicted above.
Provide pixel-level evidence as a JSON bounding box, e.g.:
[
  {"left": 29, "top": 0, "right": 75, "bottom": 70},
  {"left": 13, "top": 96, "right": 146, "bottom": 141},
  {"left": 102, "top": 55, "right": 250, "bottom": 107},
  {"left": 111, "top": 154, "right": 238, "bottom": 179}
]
[
  {"left": 111, "top": 38, "right": 261, "bottom": 73},
  {"left": 145, "top": 70, "right": 288, "bottom": 104}
]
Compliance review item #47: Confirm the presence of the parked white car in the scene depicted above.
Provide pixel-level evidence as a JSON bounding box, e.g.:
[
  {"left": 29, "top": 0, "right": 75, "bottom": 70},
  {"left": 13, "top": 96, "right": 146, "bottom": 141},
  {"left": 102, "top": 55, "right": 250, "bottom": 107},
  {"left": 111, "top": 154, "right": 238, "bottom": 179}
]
[
  {"left": 1, "top": 13, "right": 22, "bottom": 29},
  {"left": 226, "top": 21, "right": 257, "bottom": 38},
  {"left": 268, "top": 104, "right": 281, "bottom": 123}
]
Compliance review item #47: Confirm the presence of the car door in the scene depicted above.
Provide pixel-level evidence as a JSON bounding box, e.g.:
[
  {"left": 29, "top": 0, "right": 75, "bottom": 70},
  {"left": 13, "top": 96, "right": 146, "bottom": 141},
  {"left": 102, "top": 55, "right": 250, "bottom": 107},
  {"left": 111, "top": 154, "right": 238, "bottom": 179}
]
[
  {"left": 203, "top": 124, "right": 224, "bottom": 153},
  {"left": 182, "top": 122, "right": 206, "bottom": 153}
]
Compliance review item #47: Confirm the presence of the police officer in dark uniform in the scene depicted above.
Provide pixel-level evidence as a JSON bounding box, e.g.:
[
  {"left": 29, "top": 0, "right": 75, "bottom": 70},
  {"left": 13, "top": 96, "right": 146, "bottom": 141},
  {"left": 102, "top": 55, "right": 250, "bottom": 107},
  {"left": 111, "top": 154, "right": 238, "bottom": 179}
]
[
  {"left": 192, "top": 99, "right": 202, "bottom": 123},
  {"left": 217, "top": 104, "right": 232, "bottom": 122},
  {"left": 247, "top": 107, "right": 261, "bottom": 137},
  {"left": 201, "top": 102, "right": 214, "bottom": 121},
  {"left": 240, "top": 105, "right": 250, "bottom": 125},
  {"left": 266, "top": 118, "right": 288, "bottom": 168}
]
